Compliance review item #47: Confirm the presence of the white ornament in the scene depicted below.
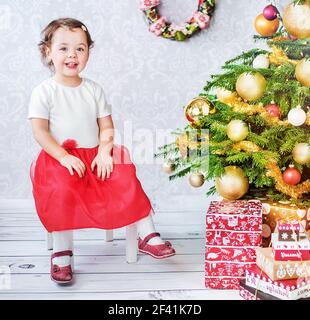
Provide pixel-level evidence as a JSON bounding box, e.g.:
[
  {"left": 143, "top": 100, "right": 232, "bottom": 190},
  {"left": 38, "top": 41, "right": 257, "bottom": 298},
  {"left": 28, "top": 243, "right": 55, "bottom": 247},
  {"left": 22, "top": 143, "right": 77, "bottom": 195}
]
[
  {"left": 253, "top": 54, "right": 270, "bottom": 69},
  {"left": 288, "top": 106, "right": 307, "bottom": 126}
]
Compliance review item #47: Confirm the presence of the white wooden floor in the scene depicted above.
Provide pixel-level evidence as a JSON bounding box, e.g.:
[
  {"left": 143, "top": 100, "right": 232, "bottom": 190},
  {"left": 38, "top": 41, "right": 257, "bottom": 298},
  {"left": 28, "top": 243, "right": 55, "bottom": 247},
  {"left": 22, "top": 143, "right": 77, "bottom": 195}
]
[{"left": 0, "top": 209, "right": 241, "bottom": 300}]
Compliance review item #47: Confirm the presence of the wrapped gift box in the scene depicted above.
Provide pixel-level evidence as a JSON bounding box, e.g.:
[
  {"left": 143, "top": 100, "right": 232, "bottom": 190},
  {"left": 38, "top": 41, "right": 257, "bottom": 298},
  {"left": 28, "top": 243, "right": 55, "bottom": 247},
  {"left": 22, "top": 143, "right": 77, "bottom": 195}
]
[
  {"left": 278, "top": 221, "right": 300, "bottom": 242},
  {"left": 256, "top": 247, "right": 310, "bottom": 281},
  {"left": 260, "top": 200, "right": 309, "bottom": 247},
  {"left": 245, "top": 265, "right": 310, "bottom": 300},
  {"left": 239, "top": 281, "right": 261, "bottom": 300},
  {"left": 271, "top": 233, "right": 310, "bottom": 261},
  {"left": 205, "top": 200, "right": 262, "bottom": 289},
  {"left": 239, "top": 280, "right": 310, "bottom": 300}
]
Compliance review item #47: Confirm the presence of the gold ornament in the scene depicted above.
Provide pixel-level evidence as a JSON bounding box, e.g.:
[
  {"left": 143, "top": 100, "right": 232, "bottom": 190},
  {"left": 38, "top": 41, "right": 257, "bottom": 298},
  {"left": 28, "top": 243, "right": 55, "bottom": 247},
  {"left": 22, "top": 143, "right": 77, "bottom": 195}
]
[
  {"left": 216, "top": 88, "right": 237, "bottom": 104},
  {"left": 215, "top": 166, "right": 249, "bottom": 200},
  {"left": 227, "top": 120, "right": 249, "bottom": 142},
  {"left": 162, "top": 160, "right": 174, "bottom": 174},
  {"left": 293, "top": 143, "right": 310, "bottom": 165},
  {"left": 295, "top": 58, "right": 310, "bottom": 87},
  {"left": 254, "top": 14, "right": 279, "bottom": 37},
  {"left": 236, "top": 72, "right": 266, "bottom": 101},
  {"left": 184, "top": 97, "right": 216, "bottom": 127},
  {"left": 189, "top": 173, "right": 205, "bottom": 188},
  {"left": 283, "top": 1, "right": 310, "bottom": 39}
]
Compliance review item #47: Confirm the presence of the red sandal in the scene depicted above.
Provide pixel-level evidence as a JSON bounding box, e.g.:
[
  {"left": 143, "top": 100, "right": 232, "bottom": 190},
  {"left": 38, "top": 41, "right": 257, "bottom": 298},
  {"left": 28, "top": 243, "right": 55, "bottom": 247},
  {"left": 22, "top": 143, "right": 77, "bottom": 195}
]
[
  {"left": 51, "top": 250, "right": 73, "bottom": 284},
  {"left": 138, "top": 232, "right": 176, "bottom": 259}
]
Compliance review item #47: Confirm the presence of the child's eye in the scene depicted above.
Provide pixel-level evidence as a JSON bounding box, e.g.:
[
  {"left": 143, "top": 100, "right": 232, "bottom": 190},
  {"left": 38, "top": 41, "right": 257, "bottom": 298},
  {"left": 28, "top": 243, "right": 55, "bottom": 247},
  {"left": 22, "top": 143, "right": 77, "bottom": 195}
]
[
  {"left": 59, "top": 47, "right": 67, "bottom": 51},
  {"left": 77, "top": 48, "right": 85, "bottom": 52}
]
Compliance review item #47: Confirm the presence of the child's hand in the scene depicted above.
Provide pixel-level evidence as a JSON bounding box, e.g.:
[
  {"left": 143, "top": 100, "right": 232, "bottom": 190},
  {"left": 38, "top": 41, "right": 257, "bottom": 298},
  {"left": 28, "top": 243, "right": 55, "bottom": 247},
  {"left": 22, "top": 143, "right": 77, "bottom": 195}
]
[
  {"left": 59, "top": 154, "right": 86, "bottom": 178},
  {"left": 91, "top": 152, "right": 113, "bottom": 180}
]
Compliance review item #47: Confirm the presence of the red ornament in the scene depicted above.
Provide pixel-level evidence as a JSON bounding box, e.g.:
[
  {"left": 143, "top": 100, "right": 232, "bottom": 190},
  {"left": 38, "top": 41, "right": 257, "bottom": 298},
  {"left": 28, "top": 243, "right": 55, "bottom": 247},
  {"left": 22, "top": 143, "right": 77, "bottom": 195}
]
[
  {"left": 265, "top": 103, "right": 281, "bottom": 118},
  {"left": 263, "top": 4, "right": 278, "bottom": 21},
  {"left": 282, "top": 165, "right": 301, "bottom": 185}
]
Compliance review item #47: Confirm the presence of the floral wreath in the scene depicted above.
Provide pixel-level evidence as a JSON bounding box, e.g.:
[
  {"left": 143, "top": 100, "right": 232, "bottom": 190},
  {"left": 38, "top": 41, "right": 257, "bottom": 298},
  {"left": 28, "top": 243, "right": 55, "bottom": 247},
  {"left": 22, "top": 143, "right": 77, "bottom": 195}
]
[{"left": 140, "top": 0, "right": 216, "bottom": 41}]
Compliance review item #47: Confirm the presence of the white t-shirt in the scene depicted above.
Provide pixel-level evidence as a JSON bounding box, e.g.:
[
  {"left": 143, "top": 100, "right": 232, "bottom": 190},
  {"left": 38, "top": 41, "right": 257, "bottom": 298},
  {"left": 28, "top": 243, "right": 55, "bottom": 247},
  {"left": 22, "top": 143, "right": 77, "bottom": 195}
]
[{"left": 28, "top": 77, "right": 112, "bottom": 148}]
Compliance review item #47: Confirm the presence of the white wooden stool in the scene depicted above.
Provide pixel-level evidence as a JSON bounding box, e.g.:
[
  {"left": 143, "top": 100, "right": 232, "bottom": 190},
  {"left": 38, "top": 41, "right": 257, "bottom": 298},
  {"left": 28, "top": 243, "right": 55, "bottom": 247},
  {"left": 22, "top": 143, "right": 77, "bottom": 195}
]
[{"left": 46, "top": 223, "right": 138, "bottom": 263}]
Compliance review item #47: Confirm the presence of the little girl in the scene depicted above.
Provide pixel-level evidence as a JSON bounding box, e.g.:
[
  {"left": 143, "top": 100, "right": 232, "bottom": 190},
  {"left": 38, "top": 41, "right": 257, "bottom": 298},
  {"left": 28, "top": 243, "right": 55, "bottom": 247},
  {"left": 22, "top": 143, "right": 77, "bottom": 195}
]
[{"left": 28, "top": 18, "right": 175, "bottom": 284}]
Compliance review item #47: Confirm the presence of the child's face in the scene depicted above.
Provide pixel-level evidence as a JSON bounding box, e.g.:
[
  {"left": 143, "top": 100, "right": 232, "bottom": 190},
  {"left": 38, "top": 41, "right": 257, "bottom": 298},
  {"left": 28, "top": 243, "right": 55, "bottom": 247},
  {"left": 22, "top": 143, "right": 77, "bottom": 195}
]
[{"left": 46, "top": 27, "right": 89, "bottom": 78}]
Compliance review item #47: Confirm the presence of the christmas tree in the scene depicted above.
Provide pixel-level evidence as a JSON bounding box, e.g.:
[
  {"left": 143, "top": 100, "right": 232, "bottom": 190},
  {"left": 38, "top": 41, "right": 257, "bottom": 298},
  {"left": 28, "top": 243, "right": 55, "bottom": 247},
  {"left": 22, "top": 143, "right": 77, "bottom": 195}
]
[{"left": 156, "top": 0, "right": 310, "bottom": 208}]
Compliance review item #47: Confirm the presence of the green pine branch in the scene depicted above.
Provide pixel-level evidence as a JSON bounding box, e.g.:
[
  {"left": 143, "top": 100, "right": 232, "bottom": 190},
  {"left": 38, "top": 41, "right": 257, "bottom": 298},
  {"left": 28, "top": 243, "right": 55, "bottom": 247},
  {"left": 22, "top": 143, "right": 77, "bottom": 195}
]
[
  {"left": 225, "top": 48, "right": 269, "bottom": 66},
  {"left": 206, "top": 185, "right": 217, "bottom": 196},
  {"left": 268, "top": 38, "right": 310, "bottom": 59}
]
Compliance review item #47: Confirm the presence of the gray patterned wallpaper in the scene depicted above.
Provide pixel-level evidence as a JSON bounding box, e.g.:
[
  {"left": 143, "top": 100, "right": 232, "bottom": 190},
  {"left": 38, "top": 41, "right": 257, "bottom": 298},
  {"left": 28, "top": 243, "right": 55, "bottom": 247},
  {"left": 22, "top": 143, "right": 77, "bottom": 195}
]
[{"left": 0, "top": 0, "right": 291, "bottom": 211}]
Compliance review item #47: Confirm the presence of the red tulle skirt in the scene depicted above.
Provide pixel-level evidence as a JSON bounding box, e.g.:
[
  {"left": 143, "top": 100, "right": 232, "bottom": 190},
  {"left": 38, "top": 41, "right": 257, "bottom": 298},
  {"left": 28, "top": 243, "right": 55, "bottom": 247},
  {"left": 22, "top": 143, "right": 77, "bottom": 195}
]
[{"left": 30, "top": 142, "right": 152, "bottom": 232}]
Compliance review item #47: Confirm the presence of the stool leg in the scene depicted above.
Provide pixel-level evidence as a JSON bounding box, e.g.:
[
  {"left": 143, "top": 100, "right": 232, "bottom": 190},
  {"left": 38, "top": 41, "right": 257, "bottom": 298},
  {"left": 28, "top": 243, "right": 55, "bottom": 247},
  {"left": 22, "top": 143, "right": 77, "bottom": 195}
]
[
  {"left": 71, "top": 255, "right": 74, "bottom": 273},
  {"left": 47, "top": 232, "right": 53, "bottom": 250},
  {"left": 126, "top": 223, "right": 138, "bottom": 263},
  {"left": 104, "top": 230, "right": 113, "bottom": 242}
]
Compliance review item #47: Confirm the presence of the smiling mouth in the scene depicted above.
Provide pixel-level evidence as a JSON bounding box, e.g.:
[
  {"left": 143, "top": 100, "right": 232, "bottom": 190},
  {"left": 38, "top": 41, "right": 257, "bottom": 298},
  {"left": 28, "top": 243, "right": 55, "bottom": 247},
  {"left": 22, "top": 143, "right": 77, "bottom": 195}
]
[{"left": 65, "top": 62, "right": 78, "bottom": 69}]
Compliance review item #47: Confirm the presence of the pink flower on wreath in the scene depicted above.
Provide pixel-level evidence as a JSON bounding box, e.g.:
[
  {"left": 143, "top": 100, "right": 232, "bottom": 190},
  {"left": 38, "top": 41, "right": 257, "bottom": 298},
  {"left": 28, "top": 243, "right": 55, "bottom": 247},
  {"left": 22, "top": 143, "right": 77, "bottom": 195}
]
[
  {"left": 140, "top": 0, "right": 160, "bottom": 10},
  {"left": 149, "top": 16, "right": 166, "bottom": 36},
  {"left": 193, "top": 11, "right": 211, "bottom": 29}
]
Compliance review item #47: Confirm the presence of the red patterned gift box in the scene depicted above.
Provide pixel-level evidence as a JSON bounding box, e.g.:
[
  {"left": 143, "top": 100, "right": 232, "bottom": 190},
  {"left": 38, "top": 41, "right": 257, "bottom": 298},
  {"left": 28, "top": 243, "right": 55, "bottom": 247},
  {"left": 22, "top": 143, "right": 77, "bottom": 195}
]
[
  {"left": 245, "top": 265, "right": 310, "bottom": 300},
  {"left": 205, "top": 200, "right": 262, "bottom": 289},
  {"left": 239, "top": 280, "right": 310, "bottom": 300}
]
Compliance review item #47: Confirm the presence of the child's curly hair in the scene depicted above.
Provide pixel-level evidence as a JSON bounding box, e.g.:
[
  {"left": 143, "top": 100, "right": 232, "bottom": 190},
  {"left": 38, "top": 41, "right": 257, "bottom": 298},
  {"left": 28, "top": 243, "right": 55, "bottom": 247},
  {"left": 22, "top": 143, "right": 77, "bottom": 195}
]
[{"left": 38, "top": 18, "right": 94, "bottom": 69}]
